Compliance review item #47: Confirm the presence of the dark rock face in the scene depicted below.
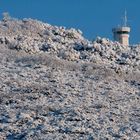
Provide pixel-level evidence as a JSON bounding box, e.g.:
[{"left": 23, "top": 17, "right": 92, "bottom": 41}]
[{"left": 0, "top": 17, "right": 140, "bottom": 139}]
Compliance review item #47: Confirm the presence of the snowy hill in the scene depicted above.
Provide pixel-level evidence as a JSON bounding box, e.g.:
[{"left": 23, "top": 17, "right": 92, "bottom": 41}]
[{"left": 0, "top": 16, "right": 140, "bottom": 139}]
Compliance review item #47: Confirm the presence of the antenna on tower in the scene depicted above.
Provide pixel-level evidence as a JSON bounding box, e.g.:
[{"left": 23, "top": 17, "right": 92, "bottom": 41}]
[{"left": 123, "top": 10, "right": 128, "bottom": 26}]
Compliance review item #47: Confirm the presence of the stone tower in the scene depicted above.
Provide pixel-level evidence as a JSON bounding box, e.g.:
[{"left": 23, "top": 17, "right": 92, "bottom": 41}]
[{"left": 112, "top": 11, "right": 130, "bottom": 46}]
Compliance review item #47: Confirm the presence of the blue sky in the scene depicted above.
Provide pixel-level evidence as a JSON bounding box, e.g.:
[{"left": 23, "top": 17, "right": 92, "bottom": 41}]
[{"left": 0, "top": 0, "right": 140, "bottom": 44}]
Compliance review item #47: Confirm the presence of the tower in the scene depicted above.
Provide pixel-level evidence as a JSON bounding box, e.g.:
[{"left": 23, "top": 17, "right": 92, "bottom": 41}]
[{"left": 112, "top": 11, "right": 131, "bottom": 46}]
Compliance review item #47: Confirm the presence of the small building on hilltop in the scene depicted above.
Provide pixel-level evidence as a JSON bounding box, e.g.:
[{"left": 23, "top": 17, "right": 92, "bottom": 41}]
[{"left": 112, "top": 11, "right": 131, "bottom": 46}]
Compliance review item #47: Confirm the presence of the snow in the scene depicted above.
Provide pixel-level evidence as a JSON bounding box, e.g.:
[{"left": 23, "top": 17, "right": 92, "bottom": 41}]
[{"left": 0, "top": 16, "right": 140, "bottom": 139}]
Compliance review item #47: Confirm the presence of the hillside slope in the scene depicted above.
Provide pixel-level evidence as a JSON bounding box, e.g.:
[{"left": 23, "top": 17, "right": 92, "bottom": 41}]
[{"left": 0, "top": 16, "right": 140, "bottom": 139}]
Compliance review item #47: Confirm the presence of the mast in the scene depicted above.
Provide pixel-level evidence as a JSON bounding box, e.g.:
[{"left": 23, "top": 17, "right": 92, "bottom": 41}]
[{"left": 123, "top": 10, "right": 128, "bottom": 27}]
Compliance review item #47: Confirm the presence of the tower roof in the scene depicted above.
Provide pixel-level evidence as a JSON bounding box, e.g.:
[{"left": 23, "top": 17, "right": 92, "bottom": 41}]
[
  {"left": 112, "top": 27, "right": 130, "bottom": 33},
  {"left": 112, "top": 11, "right": 131, "bottom": 33}
]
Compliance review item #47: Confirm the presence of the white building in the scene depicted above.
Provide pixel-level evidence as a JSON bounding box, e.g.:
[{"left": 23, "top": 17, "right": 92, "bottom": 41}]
[{"left": 112, "top": 11, "right": 131, "bottom": 46}]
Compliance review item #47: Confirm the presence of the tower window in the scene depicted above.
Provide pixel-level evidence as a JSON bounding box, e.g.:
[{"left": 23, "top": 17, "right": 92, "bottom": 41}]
[{"left": 116, "top": 31, "right": 129, "bottom": 34}]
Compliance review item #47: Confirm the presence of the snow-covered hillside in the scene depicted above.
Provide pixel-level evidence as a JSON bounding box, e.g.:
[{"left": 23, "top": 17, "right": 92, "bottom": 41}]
[{"left": 0, "top": 16, "right": 140, "bottom": 139}]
